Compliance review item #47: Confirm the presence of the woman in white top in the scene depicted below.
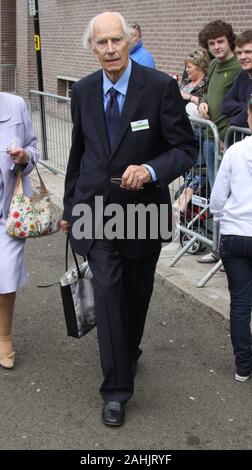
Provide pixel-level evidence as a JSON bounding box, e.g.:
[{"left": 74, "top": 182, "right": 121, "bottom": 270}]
[{"left": 210, "top": 97, "right": 252, "bottom": 382}]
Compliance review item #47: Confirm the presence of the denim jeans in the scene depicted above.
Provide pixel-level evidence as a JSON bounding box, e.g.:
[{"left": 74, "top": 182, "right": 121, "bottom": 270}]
[
  {"left": 203, "top": 139, "right": 215, "bottom": 190},
  {"left": 219, "top": 235, "right": 252, "bottom": 374}
]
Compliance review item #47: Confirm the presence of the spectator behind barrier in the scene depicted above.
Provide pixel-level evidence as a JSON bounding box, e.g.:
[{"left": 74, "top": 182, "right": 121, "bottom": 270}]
[
  {"left": 180, "top": 31, "right": 215, "bottom": 88},
  {"left": 197, "top": 20, "right": 240, "bottom": 264},
  {"left": 210, "top": 96, "right": 252, "bottom": 383},
  {"left": 129, "top": 22, "right": 155, "bottom": 68},
  {"left": 198, "top": 19, "right": 240, "bottom": 190},
  {"left": 222, "top": 30, "right": 252, "bottom": 128},
  {"left": 180, "top": 49, "right": 209, "bottom": 107},
  {"left": 174, "top": 49, "right": 210, "bottom": 212}
]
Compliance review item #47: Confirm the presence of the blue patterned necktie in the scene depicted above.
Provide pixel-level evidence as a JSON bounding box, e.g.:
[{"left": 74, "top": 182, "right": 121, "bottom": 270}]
[{"left": 105, "top": 88, "right": 120, "bottom": 150}]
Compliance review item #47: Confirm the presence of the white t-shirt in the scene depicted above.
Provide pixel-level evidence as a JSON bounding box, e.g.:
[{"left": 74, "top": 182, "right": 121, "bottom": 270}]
[{"left": 210, "top": 135, "right": 252, "bottom": 236}]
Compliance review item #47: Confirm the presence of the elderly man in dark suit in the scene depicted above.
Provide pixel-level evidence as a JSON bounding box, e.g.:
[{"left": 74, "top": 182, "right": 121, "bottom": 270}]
[{"left": 61, "top": 11, "right": 197, "bottom": 427}]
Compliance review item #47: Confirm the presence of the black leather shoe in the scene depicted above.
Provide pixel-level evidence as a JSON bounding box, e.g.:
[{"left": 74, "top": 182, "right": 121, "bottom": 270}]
[{"left": 102, "top": 401, "right": 125, "bottom": 427}]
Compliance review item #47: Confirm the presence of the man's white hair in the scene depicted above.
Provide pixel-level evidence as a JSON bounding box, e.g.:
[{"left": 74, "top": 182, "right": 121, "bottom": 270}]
[{"left": 82, "top": 11, "right": 131, "bottom": 49}]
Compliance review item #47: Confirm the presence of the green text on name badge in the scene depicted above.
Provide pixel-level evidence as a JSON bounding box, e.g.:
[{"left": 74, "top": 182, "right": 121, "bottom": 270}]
[{"left": 130, "top": 119, "right": 150, "bottom": 132}]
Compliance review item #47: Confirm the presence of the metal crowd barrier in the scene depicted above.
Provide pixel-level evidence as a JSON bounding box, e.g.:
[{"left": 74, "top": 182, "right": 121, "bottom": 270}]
[
  {"left": 224, "top": 125, "right": 251, "bottom": 151},
  {"left": 197, "top": 126, "right": 252, "bottom": 287},
  {"left": 169, "top": 116, "right": 221, "bottom": 287},
  {"left": 197, "top": 126, "right": 251, "bottom": 287},
  {"left": 170, "top": 121, "right": 251, "bottom": 287},
  {"left": 29, "top": 90, "right": 71, "bottom": 175}
]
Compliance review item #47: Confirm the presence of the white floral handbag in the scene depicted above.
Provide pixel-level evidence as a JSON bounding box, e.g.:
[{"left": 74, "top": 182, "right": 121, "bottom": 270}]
[{"left": 6, "top": 164, "right": 61, "bottom": 238}]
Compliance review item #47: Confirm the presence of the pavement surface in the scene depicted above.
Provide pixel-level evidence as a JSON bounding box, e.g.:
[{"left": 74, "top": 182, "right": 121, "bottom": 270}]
[{"left": 2, "top": 165, "right": 251, "bottom": 451}]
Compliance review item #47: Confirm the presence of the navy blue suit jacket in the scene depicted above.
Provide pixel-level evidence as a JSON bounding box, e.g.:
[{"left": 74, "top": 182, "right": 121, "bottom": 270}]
[{"left": 63, "top": 61, "right": 198, "bottom": 257}]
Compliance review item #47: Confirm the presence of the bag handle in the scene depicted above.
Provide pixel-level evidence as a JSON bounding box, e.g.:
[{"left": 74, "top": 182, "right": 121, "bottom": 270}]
[
  {"left": 13, "top": 172, "right": 24, "bottom": 196},
  {"left": 65, "top": 235, "right": 83, "bottom": 279},
  {"left": 13, "top": 162, "right": 48, "bottom": 196},
  {"left": 33, "top": 163, "right": 48, "bottom": 194},
  {"left": 37, "top": 236, "right": 83, "bottom": 288}
]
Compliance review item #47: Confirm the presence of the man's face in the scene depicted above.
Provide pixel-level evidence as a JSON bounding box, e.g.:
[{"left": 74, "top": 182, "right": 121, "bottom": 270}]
[
  {"left": 92, "top": 13, "right": 130, "bottom": 83},
  {"left": 236, "top": 42, "right": 252, "bottom": 75},
  {"left": 207, "top": 35, "right": 233, "bottom": 62}
]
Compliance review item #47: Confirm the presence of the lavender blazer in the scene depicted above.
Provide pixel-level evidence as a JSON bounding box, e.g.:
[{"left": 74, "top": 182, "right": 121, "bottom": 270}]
[{"left": 0, "top": 92, "right": 39, "bottom": 219}]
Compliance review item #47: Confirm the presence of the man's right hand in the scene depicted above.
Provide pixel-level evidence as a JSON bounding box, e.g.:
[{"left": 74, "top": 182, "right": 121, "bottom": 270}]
[
  {"left": 60, "top": 219, "right": 70, "bottom": 234},
  {"left": 198, "top": 102, "right": 209, "bottom": 119}
]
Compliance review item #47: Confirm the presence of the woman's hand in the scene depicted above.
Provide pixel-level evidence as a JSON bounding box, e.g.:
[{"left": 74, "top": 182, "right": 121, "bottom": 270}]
[
  {"left": 60, "top": 220, "right": 70, "bottom": 234},
  {"left": 198, "top": 102, "right": 209, "bottom": 119},
  {"left": 8, "top": 147, "right": 30, "bottom": 165}
]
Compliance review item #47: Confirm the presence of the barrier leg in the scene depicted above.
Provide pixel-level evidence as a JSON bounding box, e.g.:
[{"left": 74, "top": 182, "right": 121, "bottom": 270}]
[
  {"left": 169, "top": 236, "right": 198, "bottom": 267},
  {"left": 197, "top": 259, "right": 223, "bottom": 287}
]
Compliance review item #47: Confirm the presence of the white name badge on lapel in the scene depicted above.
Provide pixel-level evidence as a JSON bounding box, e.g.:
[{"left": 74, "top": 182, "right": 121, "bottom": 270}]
[{"left": 130, "top": 119, "right": 150, "bottom": 132}]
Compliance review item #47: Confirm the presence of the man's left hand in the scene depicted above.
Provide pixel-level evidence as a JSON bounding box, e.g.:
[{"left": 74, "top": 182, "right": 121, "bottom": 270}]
[{"left": 121, "top": 165, "right": 151, "bottom": 190}]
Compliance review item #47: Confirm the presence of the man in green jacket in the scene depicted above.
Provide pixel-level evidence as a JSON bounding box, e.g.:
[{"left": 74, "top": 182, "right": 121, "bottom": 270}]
[{"left": 198, "top": 20, "right": 240, "bottom": 190}]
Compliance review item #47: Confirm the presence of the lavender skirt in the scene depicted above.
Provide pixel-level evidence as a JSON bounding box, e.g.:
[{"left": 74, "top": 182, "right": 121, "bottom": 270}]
[{"left": 0, "top": 217, "right": 27, "bottom": 293}]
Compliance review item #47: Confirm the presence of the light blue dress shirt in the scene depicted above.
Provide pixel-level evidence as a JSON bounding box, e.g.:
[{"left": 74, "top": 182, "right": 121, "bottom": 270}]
[{"left": 102, "top": 60, "right": 157, "bottom": 182}]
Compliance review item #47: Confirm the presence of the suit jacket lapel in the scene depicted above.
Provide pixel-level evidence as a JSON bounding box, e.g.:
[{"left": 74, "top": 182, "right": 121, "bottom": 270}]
[
  {"left": 109, "top": 63, "right": 145, "bottom": 159},
  {"left": 88, "top": 71, "right": 110, "bottom": 158}
]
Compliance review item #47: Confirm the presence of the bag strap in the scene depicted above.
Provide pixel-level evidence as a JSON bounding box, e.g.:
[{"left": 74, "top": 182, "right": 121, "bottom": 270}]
[
  {"left": 33, "top": 162, "right": 48, "bottom": 194},
  {"left": 66, "top": 235, "right": 82, "bottom": 278},
  {"left": 13, "top": 172, "right": 24, "bottom": 196},
  {"left": 13, "top": 162, "right": 48, "bottom": 197},
  {"left": 37, "top": 236, "right": 85, "bottom": 288}
]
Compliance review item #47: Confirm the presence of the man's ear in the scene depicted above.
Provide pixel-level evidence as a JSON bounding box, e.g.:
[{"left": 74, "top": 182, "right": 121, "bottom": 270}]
[{"left": 90, "top": 39, "right": 96, "bottom": 54}]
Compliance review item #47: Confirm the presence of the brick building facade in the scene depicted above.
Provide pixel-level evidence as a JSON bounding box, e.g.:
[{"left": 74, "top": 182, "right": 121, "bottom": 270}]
[
  {"left": 0, "top": 0, "right": 16, "bottom": 64},
  {"left": 1, "top": 0, "right": 252, "bottom": 97},
  {"left": 16, "top": 0, "right": 37, "bottom": 97}
]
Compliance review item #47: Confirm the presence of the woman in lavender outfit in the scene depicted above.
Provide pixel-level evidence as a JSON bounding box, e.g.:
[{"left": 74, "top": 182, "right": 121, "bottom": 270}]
[{"left": 0, "top": 92, "right": 39, "bottom": 369}]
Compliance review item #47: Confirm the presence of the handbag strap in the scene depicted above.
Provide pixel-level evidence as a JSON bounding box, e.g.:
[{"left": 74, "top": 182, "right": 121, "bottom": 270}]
[
  {"left": 12, "top": 162, "right": 48, "bottom": 196},
  {"left": 37, "top": 236, "right": 86, "bottom": 288},
  {"left": 33, "top": 162, "right": 48, "bottom": 194},
  {"left": 13, "top": 172, "right": 24, "bottom": 196},
  {"left": 66, "top": 235, "right": 82, "bottom": 279}
]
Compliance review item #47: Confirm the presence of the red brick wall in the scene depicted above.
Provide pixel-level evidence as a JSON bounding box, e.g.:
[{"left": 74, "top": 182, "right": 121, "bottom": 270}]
[
  {"left": 16, "top": 0, "right": 37, "bottom": 98},
  {"left": 0, "top": 0, "right": 16, "bottom": 64},
  {"left": 3, "top": 0, "right": 252, "bottom": 95},
  {"left": 37, "top": 0, "right": 252, "bottom": 95}
]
